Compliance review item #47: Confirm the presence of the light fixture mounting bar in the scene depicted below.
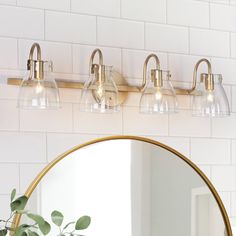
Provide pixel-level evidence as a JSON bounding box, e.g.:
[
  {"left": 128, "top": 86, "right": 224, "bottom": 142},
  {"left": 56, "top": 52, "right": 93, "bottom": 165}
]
[{"left": 7, "top": 78, "right": 201, "bottom": 95}]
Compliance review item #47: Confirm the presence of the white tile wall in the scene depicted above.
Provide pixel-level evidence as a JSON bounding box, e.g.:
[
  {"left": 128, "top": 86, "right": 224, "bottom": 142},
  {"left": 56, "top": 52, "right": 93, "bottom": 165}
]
[
  {"left": 0, "top": 6, "right": 44, "bottom": 39},
  {"left": 190, "top": 29, "right": 230, "bottom": 57},
  {"left": 167, "top": 0, "right": 209, "bottom": 28},
  {"left": 97, "top": 17, "right": 144, "bottom": 49},
  {"left": 45, "top": 11, "right": 96, "bottom": 44},
  {"left": 121, "top": 0, "right": 166, "bottom": 23},
  {"left": 146, "top": 23, "right": 189, "bottom": 53},
  {"left": 71, "top": 0, "right": 120, "bottom": 17},
  {"left": 0, "top": 0, "right": 235, "bottom": 228}
]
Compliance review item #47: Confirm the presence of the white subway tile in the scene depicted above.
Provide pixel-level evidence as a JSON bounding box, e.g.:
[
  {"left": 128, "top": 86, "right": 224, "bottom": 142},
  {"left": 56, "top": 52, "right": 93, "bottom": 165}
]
[
  {"left": 71, "top": 0, "right": 120, "bottom": 17},
  {"left": 0, "top": 132, "right": 46, "bottom": 163},
  {"left": 168, "top": 54, "right": 205, "bottom": 83},
  {"left": 232, "top": 192, "right": 236, "bottom": 217},
  {"left": 147, "top": 136, "right": 190, "bottom": 157},
  {"left": 211, "top": 4, "right": 236, "bottom": 31},
  {"left": 0, "top": 0, "right": 16, "bottom": 5},
  {"left": 0, "top": 164, "right": 19, "bottom": 194},
  {"left": 0, "top": 195, "right": 11, "bottom": 219},
  {"left": 73, "top": 45, "right": 122, "bottom": 75},
  {"left": 97, "top": 17, "right": 144, "bottom": 49},
  {"left": 19, "top": 40, "right": 72, "bottom": 74},
  {"left": 121, "top": 0, "right": 166, "bottom": 23},
  {"left": 18, "top": 0, "right": 70, "bottom": 11},
  {"left": 73, "top": 104, "right": 122, "bottom": 134},
  {"left": 232, "top": 139, "right": 236, "bottom": 164},
  {"left": 169, "top": 110, "right": 211, "bottom": 137},
  {"left": 212, "top": 166, "right": 236, "bottom": 191},
  {"left": 123, "top": 106, "right": 168, "bottom": 136},
  {"left": 45, "top": 11, "right": 96, "bottom": 44},
  {"left": 0, "top": 38, "right": 17, "bottom": 69},
  {"left": 231, "top": 33, "right": 236, "bottom": 58},
  {"left": 146, "top": 24, "right": 189, "bottom": 53},
  {"left": 20, "top": 104, "right": 73, "bottom": 133},
  {"left": 0, "top": 85, "right": 19, "bottom": 100},
  {"left": 122, "top": 49, "right": 167, "bottom": 79},
  {"left": 191, "top": 138, "right": 231, "bottom": 164},
  {"left": 168, "top": 0, "right": 209, "bottom": 28},
  {"left": 211, "top": 58, "right": 236, "bottom": 85},
  {"left": 47, "top": 133, "right": 99, "bottom": 161},
  {"left": 20, "top": 163, "right": 46, "bottom": 193},
  {"left": 0, "top": 6, "right": 44, "bottom": 39},
  {"left": 190, "top": 29, "right": 230, "bottom": 57},
  {"left": 212, "top": 113, "right": 236, "bottom": 138},
  {"left": 0, "top": 100, "right": 19, "bottom": 131},
  {"left": 59, "top": 88, "right": 81, "bottom": 104}
]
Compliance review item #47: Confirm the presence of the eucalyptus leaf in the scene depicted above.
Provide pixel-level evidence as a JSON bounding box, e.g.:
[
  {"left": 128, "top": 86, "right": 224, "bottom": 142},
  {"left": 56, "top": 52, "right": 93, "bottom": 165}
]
[
  {"left": 0, "top": 229, "right": 7, "bottom": 236},
  {"left": 27, "top": 213, "right": 45, "bottom": 226},
  {"left": 14, "top": 224, "right": 30, "bottom": 236},
  {"left": 38, "top": 221, "right": 51, "bottom": 235},
  {"left": 51, "top": 210, "right": 64, "bottom": 227},
  {"left": 10, "top": 189, "right": 16, "bottom": 202},
  {"left": 75, "top": 216, "right": 91, "bottom": 230},
  {"left": 10, "top": 196, "right": 28, "bottom": 212},
  {"left": 28, "top": 230, "right": 40, "bottom": 236}
]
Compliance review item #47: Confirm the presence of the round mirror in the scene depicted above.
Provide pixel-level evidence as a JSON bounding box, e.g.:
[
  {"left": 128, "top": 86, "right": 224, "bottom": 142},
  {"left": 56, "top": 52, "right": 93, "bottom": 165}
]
[{"left": 16, "top": 136, "right": 232, "bottom": 236}]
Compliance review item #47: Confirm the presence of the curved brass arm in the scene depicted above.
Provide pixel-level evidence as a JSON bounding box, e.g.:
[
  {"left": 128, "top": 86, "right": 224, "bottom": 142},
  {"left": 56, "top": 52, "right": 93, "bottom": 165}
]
[
  {"left": 190, "top": 58, "right": 212, "bottom": 93},
  {"left": 27, "top": 43, "right": 43, "bottom": 80},
  {"left": 89, "top": 49, "right": 104, "bottom": 75},
  {"left": 141, "top": 54, "right": 161, "bottom": 91}
]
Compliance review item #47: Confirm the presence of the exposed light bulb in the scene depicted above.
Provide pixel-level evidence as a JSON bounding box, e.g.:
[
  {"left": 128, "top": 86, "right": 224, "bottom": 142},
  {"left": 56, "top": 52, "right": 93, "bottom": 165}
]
[
  {"left": 36, "top": 82, "right": 44, "bottom": 94},
  {"left": 97, "top": 85, "right": 105, "bottom": 100},
  {"left": 207, "top": 92, "right": 214, "bottom": 103},
  {"left": 155, "top": 88, "right": 163, "bottom": 101}
]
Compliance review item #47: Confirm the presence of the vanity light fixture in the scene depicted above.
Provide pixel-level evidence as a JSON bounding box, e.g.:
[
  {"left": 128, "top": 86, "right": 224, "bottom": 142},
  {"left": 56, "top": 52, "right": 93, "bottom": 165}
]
[
  {"left": 139, "top": 54, "right": 177, "bottom": 114},
  {"left": 190, "top": 59, "right": 230, "bottom": 117},
  {"left": 7, "top": 44, "right": 230, "bottom": 117},
  {"left": 17, "top": 43, "right": 60, "bottom": 109},
  {"left": 79, "top": 48, "right": 120, "bottom": 113}
]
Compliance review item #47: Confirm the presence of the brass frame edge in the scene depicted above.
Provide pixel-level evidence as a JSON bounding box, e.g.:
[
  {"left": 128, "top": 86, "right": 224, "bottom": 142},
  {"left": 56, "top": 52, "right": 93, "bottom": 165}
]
[{"left": 12, "top": 135, "right": 233, "bottom": 236}]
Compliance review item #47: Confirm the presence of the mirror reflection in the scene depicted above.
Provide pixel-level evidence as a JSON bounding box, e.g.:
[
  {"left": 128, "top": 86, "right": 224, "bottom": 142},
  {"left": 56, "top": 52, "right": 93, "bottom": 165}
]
[{"left": 24, "top": 139, "right": 226, "bottom": 236}]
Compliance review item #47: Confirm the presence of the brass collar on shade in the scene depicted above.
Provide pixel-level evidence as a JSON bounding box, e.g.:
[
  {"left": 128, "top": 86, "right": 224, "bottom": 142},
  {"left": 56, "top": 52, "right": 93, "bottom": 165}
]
[{"left": 7, "top": 43, "right": 231, "bottom": 117}]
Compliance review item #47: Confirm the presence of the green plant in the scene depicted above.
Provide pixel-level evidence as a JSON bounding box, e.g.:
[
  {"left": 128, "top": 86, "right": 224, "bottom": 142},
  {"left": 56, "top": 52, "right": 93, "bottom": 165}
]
[{"left": 0, "top": 189, "right": 91, "bottom": 236}]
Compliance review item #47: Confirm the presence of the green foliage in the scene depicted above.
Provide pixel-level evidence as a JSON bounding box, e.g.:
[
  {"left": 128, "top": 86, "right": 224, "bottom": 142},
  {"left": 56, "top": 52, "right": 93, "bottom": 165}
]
[
  {"left": 0, "top": 189, "right": 91, "bottom": 236},
  {"left": 51, "top": 211, "right": 64, "bottom": 227},
  {"left": 75, "top": 216, "right": 91, "bottom": 230}
]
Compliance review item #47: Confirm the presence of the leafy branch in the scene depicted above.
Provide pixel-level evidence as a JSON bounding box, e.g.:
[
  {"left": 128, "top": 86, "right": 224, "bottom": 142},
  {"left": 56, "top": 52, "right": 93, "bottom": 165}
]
[{"left": 0, "top": 189, "right": 91, "bottom": 236}]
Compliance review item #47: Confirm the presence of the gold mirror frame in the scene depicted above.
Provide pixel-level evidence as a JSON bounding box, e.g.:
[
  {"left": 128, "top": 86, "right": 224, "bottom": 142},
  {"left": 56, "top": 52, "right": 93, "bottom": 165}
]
[{"left": 13, "top": 135, "right": 233, "bottom": 236}]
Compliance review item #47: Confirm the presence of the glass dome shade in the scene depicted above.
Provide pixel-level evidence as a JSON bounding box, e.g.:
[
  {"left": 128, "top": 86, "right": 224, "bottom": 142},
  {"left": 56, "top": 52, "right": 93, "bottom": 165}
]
[
  {"left": 17, "top": 61, "right": 60, "bottom": 109},
  {"left": 192, "top": 74, "right": 230, "bottom": 117},
  {"left": 79, "top": 66, "right": 120, "bottom": 113},
  {"left": 139, "top": 70, "right": 178, "bottom": 114}
]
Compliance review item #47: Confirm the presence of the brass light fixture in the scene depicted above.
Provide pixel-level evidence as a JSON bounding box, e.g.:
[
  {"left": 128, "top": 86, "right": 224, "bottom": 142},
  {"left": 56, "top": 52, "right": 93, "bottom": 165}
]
[
  {"left": 79, "top": 49, "right": 120, "bottom": 113},
  {"left": 191, "top": 59, "right": 230, "bottom": 117},
  {"left": 8, "top": 44, "right": 230, "bottom": 117},
  {"left": 17, "top": 43, "right": 60, "bottom": 109},
  {"left": 139, "top": 54, "right": 177, "bottom": 114}
]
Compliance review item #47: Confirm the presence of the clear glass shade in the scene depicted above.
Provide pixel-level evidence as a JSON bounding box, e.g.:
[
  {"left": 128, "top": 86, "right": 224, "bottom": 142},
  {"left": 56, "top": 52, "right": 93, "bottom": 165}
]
[
  {"left": 140, "top": 71, "right": 177, "bottom": 114},
  {"left": 192, "top": 74, "right": 230, "bottom": 117},
  {"left": 17, "top": 62, "right": 60, "bottom": 109},
  {"left": 80, "top": 66, "right": 120, "bottom": 113}
]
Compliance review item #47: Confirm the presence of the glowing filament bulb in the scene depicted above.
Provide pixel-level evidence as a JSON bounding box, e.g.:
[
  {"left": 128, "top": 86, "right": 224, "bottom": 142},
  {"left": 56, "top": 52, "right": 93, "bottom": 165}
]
[
  {"left": 155, "top": 88, "right": 163, "bottom": 101},
  {"left": 36, "top": 82, "right": 44, "bottom": 94},
  {"left": 97, "top": 85, "right": 104, "bottom": 99},
  {"left": 207, "top": 92, "right": 214, "bottom": 102}
]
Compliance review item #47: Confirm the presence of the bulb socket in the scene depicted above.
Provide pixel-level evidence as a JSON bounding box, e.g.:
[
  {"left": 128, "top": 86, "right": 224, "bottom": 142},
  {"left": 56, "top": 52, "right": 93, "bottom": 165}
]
[
  {"left": 200, "top": 73, "right": 214, "bottom": 91},
  {"left": 151, "top": 69, "right": 163, "bottom": 88},
  {"left": 28, "top": 60, "right": 44, "bottom": 80}
]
